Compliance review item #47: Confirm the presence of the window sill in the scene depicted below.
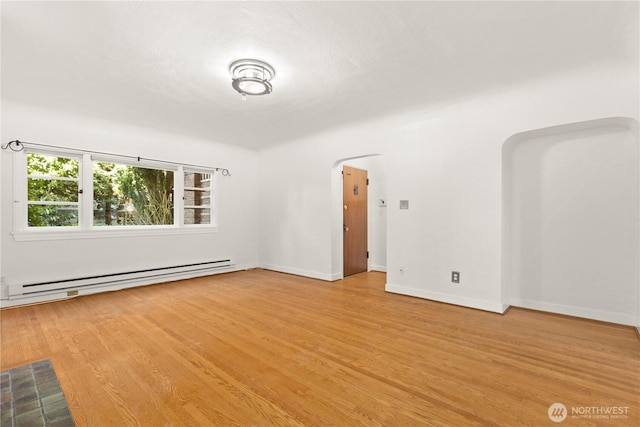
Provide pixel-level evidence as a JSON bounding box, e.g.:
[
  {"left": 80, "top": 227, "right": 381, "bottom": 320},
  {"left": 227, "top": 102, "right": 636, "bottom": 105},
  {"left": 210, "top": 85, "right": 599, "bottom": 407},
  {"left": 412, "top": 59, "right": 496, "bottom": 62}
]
[{"left": 12, "top": 226, "right": 219, "bottom": 242}]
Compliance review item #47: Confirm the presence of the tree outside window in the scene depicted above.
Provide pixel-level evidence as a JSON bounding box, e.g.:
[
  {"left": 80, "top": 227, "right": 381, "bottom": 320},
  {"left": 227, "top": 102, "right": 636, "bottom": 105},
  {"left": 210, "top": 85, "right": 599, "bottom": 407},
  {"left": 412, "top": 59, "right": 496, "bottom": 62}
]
[{"left": 93, "top": 161, "right": 174, "bottom": 226}]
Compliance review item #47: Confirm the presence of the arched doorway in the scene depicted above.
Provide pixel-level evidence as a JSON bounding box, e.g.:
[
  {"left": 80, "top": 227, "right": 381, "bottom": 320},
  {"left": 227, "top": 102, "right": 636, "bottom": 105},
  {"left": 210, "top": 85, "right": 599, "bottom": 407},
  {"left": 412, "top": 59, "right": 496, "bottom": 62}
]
[{"left": 331, "top": 154, "right": 387, "bottom": 279}]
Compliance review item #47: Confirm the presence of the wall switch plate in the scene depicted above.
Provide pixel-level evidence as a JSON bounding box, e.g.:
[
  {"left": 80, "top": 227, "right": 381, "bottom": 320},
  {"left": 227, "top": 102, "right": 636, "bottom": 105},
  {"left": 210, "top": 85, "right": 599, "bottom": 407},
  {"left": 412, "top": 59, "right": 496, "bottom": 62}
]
[
  {"left": 399, "top": 200, "right": 409, "bottom": 210},
  {"left": 451, "top": 271, "right": 460, "bottom": 283}
]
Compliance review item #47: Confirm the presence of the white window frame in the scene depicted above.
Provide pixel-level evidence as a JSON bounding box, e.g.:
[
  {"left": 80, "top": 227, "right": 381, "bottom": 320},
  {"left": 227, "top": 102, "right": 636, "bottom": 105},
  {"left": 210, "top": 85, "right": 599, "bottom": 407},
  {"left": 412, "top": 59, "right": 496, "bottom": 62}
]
[
  {"left": 89, "top": 154, "right": 179, "bottom": 231},
  {"left": 182, "top": 168, "right": 216, "bottom": 228},
  {"left": 14, "top": 148, "right": 83, "bottom": 232},
  {"left": 12, "top": 149, "right": 218, "bottom": 241}
]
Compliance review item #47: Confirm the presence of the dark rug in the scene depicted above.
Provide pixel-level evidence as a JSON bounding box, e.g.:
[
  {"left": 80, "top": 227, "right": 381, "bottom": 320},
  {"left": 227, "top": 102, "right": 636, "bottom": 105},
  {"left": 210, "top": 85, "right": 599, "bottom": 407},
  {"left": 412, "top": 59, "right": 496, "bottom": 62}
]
[{"left": 0, "top": 359, "right": 76, "bottom": 427}]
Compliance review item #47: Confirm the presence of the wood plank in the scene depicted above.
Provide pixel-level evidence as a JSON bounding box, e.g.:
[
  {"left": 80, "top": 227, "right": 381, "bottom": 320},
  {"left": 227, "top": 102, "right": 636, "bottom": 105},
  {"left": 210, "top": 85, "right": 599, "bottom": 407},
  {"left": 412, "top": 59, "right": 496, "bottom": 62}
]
[{"left": 1, "top": 270, "right": 638, "bottom": 426}]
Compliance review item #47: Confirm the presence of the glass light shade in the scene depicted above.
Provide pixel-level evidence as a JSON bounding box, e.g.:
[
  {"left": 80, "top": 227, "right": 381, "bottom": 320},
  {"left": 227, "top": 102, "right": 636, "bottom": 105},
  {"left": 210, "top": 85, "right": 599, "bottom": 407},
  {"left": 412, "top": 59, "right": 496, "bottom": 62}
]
[
  {"left": 239, "top": 80, "right": 268, "bottom": 94},
  {"left": 229, "top": 59, "right": 275, "bottom": 97}
]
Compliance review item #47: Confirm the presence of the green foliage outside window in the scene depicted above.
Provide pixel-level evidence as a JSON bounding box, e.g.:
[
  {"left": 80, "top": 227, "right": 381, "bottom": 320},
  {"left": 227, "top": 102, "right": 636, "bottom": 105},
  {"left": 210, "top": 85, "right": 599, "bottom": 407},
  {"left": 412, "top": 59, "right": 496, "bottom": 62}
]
[
  {"left": 93, "top": 162, "right": 174, "bottom": 226},
  {"left": 26, "top": 152, "right": 174, "bottom": 227},
  {"left": 27, "top": 153, "right": 79, "bottom": 227}
]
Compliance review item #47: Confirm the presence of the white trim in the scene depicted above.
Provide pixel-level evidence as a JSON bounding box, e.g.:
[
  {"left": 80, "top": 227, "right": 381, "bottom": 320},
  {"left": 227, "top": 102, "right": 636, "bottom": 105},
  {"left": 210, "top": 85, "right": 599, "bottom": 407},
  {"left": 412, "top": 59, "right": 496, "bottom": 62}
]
[
  {"left": 175, "top": 165, "right": 185, "bottom": 227},
  {"left": 26, "top": 175, "right": 78, "bottom": 181},
  {"left": 184, "top": 205, "right": 211, "bottom": 209},
  {"left": 13, "top": 149, "right": 27, "bottom": 231},
  {"left": 259, "top": 264, "right": 335, "bottom": 281},
  {"left": 510, "top": 298, "right": 637, "bottom": 327},
  {"left": 26, "top": 201, "right": 79, "bottom": 206},
  {"left": 329, "top": 272, "right": 342, "bottom": 281},
  {"left": 91, "top": 153, "right": 179, "bottom": 171},
  {"left": 371, "top": 265, "right": 387, "bottom": 273},
  {"left": 211, "top": 173, "right": 217, "bottom": 227},
  {"left": 24, "top": 145, "right": 84, "bottom": 158},
  {"left": 182, "top": 169, "right": 216, "bottom": 226},
  {"left": 82, "top": 153, "right": 93, "bottom": 229},
  {"left": 12, "top": 226, "right": 219, "bottom": 242},
  {"left": 385, "top": 283, "right": 508, "bottom": 314}
]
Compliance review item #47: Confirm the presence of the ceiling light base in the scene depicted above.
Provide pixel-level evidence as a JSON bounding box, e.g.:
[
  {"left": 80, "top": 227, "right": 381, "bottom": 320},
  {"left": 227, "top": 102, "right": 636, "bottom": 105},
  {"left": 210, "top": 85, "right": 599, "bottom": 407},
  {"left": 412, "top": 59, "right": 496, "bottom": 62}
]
[{"left": 229, "top": 59, "right": 275, "bottom": 98}]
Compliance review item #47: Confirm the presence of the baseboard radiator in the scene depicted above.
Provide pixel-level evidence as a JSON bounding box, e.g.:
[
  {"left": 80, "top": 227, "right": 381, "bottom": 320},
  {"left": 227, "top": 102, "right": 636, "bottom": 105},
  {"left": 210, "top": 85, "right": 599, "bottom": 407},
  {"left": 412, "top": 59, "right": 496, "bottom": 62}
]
[{"left": 8, "top": 259, "right": 232, "bottom": 298}]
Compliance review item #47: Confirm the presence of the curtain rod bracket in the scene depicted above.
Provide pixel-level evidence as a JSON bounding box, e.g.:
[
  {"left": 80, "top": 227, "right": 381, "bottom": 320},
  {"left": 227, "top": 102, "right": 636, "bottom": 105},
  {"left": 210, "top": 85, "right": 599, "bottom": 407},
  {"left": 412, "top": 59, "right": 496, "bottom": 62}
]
[{"left": 1, "top": 140, "right": 24, "bottom": 152}]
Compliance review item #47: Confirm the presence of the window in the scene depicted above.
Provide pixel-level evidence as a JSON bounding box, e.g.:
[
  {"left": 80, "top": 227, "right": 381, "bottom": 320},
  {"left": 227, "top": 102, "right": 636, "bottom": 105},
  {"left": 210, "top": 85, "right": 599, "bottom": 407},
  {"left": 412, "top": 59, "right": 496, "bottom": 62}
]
[
  {"left": 27, "top": 152, "right": 80, "bottom": 227},
  {"left": 93, "top": 161, "right": 174, "bottom": 226},
  {"left": 15, "top": 149, "right": 216, "bottom": 235},
  {"left": 183, "top": 171, "right": 212, "bottom": 225}
]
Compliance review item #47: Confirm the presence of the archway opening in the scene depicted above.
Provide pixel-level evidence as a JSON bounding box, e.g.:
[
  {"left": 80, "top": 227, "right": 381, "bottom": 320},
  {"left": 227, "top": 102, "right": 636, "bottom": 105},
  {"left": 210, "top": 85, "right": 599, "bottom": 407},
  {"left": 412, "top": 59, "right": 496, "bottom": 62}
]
[{"left": 502, "top": 117, "right": 639, "bottom": 326}]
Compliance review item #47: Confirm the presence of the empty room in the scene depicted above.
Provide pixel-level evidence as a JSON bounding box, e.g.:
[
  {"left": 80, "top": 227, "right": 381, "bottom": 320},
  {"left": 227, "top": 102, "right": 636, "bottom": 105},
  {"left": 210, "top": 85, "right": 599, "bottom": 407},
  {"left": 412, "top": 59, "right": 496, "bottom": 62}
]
[{"left": 1, "top": 1, "right": 638, "bottom": 426}]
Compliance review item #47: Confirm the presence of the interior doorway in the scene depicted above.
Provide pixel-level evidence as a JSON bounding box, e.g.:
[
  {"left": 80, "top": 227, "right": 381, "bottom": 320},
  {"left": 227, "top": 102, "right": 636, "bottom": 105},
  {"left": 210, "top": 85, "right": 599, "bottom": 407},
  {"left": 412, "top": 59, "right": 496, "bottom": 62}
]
[
  {"left": 343, "top": 165, "right": 368, "bottom": 276},
  {"left": 331, "top": 154, "right": 386, "bottom": 280}
]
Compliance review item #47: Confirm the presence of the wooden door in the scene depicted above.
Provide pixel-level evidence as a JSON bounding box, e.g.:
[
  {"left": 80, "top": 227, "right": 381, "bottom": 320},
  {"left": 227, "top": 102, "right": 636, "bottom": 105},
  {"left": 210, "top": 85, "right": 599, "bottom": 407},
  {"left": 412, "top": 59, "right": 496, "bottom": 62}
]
[{"left": 343, "top": 165, "right": 368, "bottom": 277}]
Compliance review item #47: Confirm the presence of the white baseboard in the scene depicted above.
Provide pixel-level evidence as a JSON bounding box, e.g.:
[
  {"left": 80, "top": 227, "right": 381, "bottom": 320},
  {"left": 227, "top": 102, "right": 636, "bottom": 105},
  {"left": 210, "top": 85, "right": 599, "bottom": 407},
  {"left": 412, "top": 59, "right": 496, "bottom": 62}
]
[
  {"left": 385, "top": 283, "right": 508, "bottom": 314},
  {"left": 258, "top": 264, "right": 334, "bottom": 281},
  {"left": 370, "top": 265, "right": 387, "bottom": 273},
  {"left": 238, "top": 262, "right": 259, "bottom": 271},
  {"left": 329, "top": 272, "right": 342, "bottom": 281},
  {"left": 509, "top": 298, "right": 637, "bottom": 326}
]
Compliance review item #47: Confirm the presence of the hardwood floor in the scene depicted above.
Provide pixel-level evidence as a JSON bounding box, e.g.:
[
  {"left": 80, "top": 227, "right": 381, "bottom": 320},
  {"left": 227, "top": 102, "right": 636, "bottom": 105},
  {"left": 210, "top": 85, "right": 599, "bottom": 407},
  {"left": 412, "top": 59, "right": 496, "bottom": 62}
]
[{"left": 1, "top": 270, "right": 638, "bottom": 426}]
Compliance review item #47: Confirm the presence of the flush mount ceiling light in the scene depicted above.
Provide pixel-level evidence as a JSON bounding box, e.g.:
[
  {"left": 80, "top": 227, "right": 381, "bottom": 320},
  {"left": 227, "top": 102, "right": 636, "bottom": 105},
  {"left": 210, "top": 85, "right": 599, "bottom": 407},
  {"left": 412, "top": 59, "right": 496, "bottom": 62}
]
[{"left": 229, "top": 59, "right": 275, "bottom": 100}]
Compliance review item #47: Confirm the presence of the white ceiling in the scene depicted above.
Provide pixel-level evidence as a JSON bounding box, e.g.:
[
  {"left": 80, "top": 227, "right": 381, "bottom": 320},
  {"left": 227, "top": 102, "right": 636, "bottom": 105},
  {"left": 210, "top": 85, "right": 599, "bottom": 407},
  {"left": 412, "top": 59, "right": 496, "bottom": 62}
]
[{"left": 2, "top": 1, "right": 638, "bottom": 149}]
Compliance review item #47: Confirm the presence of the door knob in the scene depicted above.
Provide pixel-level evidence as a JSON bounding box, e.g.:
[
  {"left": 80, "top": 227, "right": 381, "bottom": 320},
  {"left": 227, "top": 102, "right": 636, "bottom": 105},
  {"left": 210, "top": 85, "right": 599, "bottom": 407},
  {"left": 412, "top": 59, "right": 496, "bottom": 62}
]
[{"left": 343, "top": 225, "right": 349, "bottom": 232}]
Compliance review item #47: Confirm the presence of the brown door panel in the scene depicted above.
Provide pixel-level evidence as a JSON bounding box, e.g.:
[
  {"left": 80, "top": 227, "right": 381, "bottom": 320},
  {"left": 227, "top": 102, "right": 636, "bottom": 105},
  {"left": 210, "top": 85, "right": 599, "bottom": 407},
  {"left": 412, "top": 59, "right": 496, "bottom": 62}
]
[{"left": 343, "top": 165, "right": 368, "bottom": 277}]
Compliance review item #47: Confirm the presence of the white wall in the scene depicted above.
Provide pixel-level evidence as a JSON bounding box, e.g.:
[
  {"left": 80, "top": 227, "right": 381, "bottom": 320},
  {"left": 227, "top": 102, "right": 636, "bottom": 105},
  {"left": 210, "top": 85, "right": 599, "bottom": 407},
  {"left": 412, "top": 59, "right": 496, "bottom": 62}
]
[
  {"left": 257, "top": 123, "right": 397, "bottom": 280},
  {"left": 1, "top": 101, "right": 259, "bottom": 303},
  {"left": 503, "top": 118, "right": 638, "bottom": 325},
  {"left": 3, "top": 62, "right": 638, "bottom": 326},
  {"left": 258, "top": 62, "right": 639, "bottom": 325}
]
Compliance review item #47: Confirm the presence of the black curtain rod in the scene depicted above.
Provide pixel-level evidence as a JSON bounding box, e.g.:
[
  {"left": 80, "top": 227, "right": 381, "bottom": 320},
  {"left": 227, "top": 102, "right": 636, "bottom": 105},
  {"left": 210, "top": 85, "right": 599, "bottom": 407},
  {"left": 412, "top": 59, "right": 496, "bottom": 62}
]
[{"left": 1, "top": 139, "right": 231, "bottom": 176}]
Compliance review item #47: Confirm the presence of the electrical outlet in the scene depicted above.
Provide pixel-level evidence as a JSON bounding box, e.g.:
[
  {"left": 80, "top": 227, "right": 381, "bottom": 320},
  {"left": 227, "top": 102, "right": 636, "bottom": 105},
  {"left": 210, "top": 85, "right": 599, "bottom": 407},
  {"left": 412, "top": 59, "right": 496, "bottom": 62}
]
[
  {"left": 451, "top": 271, "right": 460, "bottom": 283},
  {"left": 399, "top": 266, "right": 404, "bottom": 274}
]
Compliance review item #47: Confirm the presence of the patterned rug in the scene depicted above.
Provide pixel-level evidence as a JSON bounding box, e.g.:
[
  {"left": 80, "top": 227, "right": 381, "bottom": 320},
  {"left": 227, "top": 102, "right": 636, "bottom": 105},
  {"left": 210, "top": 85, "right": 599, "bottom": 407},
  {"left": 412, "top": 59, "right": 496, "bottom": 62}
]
[{"left": 0, "top": 359, "right": 76, "bottom": 427}]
